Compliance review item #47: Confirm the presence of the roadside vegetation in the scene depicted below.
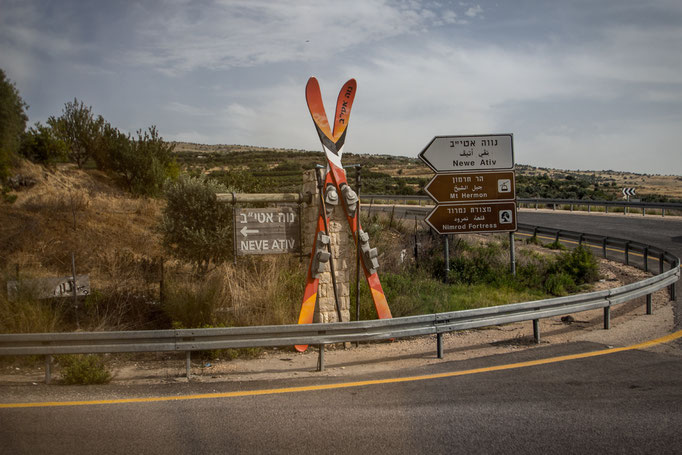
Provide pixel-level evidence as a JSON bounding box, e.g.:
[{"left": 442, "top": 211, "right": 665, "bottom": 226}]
[{"left": 0, "top": 67, "right": 619, "bottom": 376}]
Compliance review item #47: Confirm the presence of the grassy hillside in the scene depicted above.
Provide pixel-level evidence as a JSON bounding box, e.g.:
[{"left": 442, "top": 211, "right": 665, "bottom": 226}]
[{"left": 172, "top": 142, "right": 682, "bottom": 202}]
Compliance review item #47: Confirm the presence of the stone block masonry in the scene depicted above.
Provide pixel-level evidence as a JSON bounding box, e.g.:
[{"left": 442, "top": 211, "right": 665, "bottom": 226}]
[{"left": 302, "top": 170, "right": 352, "bottom": 323}]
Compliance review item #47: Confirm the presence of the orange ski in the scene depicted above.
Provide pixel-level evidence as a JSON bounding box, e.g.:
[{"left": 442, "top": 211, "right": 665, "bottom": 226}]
[{"left": 296, "top": 77, "right": 392, "bottom": 352}]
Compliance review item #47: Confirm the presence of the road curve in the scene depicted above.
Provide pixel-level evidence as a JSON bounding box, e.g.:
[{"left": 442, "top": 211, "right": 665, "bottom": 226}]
[{"left": 1, "top": 209, "right": 680, "bottom": 454}]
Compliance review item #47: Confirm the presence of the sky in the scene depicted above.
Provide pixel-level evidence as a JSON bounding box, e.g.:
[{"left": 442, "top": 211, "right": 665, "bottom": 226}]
[{"left": 1, "top": 0, "right": 681, "bottom": 175}]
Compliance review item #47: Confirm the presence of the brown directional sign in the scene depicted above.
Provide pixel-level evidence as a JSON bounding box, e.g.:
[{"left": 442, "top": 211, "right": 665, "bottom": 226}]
[
  {"left": 235, "top": 207, "right": 300, "bottom": 256},
  {"left": 424, "top": 171, "right": 515, "bottom": 204},
  {"left": 425, "top": 202, "right": 517, "bottom": 235}
]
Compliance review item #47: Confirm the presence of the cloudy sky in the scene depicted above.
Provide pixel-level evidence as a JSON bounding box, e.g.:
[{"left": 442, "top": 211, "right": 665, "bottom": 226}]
[{"left": 2, "top": 0, "right": 681, "bottom": 174}]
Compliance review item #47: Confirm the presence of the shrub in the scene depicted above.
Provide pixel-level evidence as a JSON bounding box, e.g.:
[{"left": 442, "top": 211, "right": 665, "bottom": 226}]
[
  {"left": 544, "top": 240, "right": 566, "bottom": 250},
  {"left": 552, "top": 246, "right": 599, "bottom": 285},
  {"left": 47, "top": 99, "right": 103, "bottom": 168},
  {"left": 543, "top": 272, "right": 576, "bottom": 296},
  {"left": 107, "top": 125, "right": 177, "bottom": 196},
  {"left": 58, "top": 354, "right": 112, "bottom": 385},
  {"left": 0, "top": 69, "right": 28, "bottom": 184},
  {"left": 160, "top": 175, "right": 233, "bottom": 273},
  {"left": 19, "top": 123, "right": 68, "bottom": 164}
]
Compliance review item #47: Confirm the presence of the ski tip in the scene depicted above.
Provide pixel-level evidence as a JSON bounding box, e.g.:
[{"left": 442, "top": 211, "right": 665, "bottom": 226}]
[{"left": 306, "top": 76, "right": 319, "bottom": 90}]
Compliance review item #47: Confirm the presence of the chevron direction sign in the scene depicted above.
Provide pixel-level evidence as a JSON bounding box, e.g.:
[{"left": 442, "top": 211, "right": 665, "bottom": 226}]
[{"left": 622, "top": 187, "right": 636, "bottom": 198}]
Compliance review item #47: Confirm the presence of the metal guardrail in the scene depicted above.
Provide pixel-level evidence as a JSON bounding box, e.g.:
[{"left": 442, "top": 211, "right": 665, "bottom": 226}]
[
  {"left": 362, "top": 195, "right": 682, "bottom": 216},
  {"left": 1, "top": 224, "right": 679, "bottom": 383}
]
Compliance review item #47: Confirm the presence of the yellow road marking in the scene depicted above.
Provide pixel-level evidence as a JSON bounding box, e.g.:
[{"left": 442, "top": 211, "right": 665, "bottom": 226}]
[{"left": 2, "top": 330, "right": 681, "bottom": 409}]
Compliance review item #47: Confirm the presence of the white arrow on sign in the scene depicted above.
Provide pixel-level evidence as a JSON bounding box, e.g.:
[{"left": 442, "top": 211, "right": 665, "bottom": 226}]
[
  {"left": 240, "top": 226, "right": 259, "bottom": 237},
  {"left": 622, "top": 187, "right": 636, "bottom": 197}
]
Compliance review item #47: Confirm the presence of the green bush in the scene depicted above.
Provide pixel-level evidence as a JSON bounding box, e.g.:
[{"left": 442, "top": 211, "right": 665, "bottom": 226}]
[
  {"left": 0, "top": 69, "right": 28, "bottom": 185},
  {"left": 58, "top": 354, "right": 112, "bottom": 385},
  {"left": 544, "top": 240, "right": 566, "bottom": 250},
  {"left": 543, "top": 272, "right": 576, "bottom": 296},
  {"left": 19, "top": 123, "right": 68, "bottom": 164},
  {"left": 525, "top": 235, "right": 541, "bottom": 245},
  {"left": 551, "top": 246, "right": 599, "bottom": 285},
  {"left": 47, "top": 99, "right": 103, "bottom": 168},
  {"left": 160, "top": 175, "right": 233, "bottom": 273}
]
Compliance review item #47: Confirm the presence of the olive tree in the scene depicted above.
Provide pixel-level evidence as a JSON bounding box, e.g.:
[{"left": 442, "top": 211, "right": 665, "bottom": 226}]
[
  {"left": 160, "top": 175, "right": 233, "bottom": 274},
  {"left": 0, "top": 69, "right": 28, "bottom": 182}
]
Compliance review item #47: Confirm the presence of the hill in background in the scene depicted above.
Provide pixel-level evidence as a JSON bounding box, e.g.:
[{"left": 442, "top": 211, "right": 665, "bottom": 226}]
[{"left": 171, "top": 142, "right": 682, "bottom": 202}]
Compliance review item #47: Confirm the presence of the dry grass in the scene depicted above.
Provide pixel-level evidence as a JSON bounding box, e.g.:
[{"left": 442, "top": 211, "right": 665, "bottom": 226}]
[{"left": 162, "top": 256, "right": 304, "bottom": 329}]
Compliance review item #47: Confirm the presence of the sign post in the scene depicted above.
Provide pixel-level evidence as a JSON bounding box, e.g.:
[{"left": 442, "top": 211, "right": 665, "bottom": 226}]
[
  {"left": 622, "top": 187, "right": 636, "bottom": 215},
  {"left": 419, "top": 134, "right": 517, "bottom": 276}
]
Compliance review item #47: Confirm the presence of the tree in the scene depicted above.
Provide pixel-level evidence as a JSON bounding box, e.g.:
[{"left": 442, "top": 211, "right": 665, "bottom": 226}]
[
  {"left": 19, "top": 123, "right": 68, "bottom": 164},
  {"left": 160, "top": 175, "right": 233, "bottom": 274},
  {"left": 107, "top": 125, "right": 178, "bottom": 196},
  {"left": 0, "top": 69, "right": 28, "bottom": 183},
  {"left": 47, "top": 99, "right": 102, "bottom": 168}
]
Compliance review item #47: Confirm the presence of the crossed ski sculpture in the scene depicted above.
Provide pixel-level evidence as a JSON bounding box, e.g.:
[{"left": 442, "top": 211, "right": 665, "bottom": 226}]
[{"left": 296, "top": 77, "right": 392, "bottom": 352}]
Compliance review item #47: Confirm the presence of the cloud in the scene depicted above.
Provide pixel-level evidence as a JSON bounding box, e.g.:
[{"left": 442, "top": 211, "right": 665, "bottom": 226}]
[
  {"left": 124, "top": 0, "right": 461, "bottom": 73},
  {"left": 465, "top": 5, "right": 483, "bottom": 18}
]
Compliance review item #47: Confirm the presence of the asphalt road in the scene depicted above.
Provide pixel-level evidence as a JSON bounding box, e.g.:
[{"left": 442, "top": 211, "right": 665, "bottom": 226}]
[
  {"left": 517, "top": 210, "right": 682, "bottom": 263},
  {"left": 2, "top": 341, "right": 681, "bottom": 454},
  {"left": 1, "top": 209, "right": 680, "bottom": 454}
]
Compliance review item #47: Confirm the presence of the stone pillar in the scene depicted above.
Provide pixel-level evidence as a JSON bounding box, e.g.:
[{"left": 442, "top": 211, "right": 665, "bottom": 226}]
[{"left": 302, "top": 169, "right": 352, "bottom": 323}]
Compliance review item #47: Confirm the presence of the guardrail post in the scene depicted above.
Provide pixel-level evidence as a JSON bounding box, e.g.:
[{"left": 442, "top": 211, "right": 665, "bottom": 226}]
[
  {"left": 45, "top": 355, "right": 52, "bottom": 384},
  {"left": 624, "top": 242, "right": 630, "bottom": 266},
  {"left": 533, "top": 319, "right": 540, "bottom": 343},
  {"left": 643, "top": 247, "right": 649, "bottom": 272},
  {"left": 646, "top": 294, "right": 653, "bottom": 315},
  {"left": 603, "top": 238, "right": 607, "bottom": 258},
  {"left": 588, "top": 204, "right": 591, "bottom": 213},
  {"left": 579, "top": 233, "right": 584, "bottom": 247},
  {"left": 437, "top": 333, "right": 444, "bottom": 359},
  {"left": 659, "top": 254, "right": 664, "bottom": 274},
  {"left": 605, "top": 205, "right": 608, "bottom": 214},
  {"left": 671, "top": 281, "right": 677, "bottom": 302},
  {"left": 642, "top": 207, "right": 645, "bottom": 216},
  {"left": 186, "top": 351, "right": 191, "bottom": 379},
  {"left": 317, "top": 345, "right": 325, "bottom": 372},
  {"left": 553, "top": 203, "right": 556, "bottom": 210},
  {"left": 662, "top": 208, "right": 665, "bottom": 217},
  {"left": 604, "top": 306, "right": 611, "bottom": 330},
  {"left": 570, "top": 204, "right": 573, "bottom": 212}
]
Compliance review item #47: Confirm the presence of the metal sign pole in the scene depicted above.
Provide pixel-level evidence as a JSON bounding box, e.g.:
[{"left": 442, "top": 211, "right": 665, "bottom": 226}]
[
  {"left": 444, "top": 234, "right": 450, "bottom": 283},
  {"left": 509, "top": 232, "right": 516, "bottom": 276},
  {"left": 356, "top": 166, "right": 362, "bottom": 324}
]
